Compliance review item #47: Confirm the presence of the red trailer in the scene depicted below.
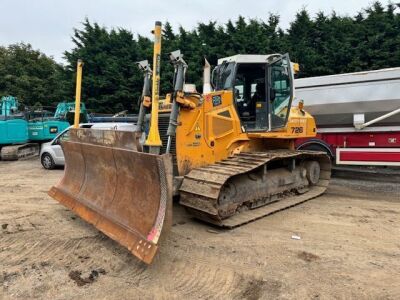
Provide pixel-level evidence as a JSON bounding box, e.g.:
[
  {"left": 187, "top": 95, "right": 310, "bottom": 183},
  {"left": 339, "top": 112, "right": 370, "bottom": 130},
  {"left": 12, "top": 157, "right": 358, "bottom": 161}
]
[{"left": 294, "top": 68, "right": 400, "bottom": 167}]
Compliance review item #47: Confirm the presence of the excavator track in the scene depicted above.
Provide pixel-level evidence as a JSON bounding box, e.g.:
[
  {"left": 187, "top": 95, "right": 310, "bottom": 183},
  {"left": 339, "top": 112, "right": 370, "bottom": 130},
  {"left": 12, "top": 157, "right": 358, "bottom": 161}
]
[
  {"left": 179, "top": 150, "right": 331, "bottom": 228},
  {"left": 1, "top": 143, "right": 39, "bottom": 161}
]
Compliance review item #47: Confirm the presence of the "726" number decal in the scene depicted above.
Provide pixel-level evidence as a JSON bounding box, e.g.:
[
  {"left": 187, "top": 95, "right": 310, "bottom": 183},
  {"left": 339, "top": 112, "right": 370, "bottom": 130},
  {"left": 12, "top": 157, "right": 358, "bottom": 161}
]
[{"left": 291, "top": 127, "right": 304, "bottom": 134}]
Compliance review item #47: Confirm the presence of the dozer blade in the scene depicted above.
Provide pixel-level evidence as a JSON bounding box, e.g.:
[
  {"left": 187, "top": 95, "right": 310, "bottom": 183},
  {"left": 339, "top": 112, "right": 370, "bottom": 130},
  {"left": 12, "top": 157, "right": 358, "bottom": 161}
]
[{"left": 48, "top": 129, "right": 173, "bottom": 264}]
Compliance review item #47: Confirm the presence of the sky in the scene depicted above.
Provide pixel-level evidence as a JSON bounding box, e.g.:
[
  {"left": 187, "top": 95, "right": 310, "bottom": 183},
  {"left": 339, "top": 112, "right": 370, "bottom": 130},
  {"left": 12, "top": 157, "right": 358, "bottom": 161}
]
[{"left": 0, "top": 0, "right": 378, "bottom": 63}]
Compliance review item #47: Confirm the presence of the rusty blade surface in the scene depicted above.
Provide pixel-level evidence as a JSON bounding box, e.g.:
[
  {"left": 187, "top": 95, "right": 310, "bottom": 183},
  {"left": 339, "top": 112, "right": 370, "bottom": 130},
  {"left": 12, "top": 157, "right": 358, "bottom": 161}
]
[{"left": 48, "top": 129, "right": 173, "bottom": 264}]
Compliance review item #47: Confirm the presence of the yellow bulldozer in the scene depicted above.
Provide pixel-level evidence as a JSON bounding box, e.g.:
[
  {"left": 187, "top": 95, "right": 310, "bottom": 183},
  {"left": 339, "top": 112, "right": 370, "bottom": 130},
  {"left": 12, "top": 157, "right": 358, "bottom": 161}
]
[{"left": 49, "top": 22, "right": 331, "bottom": 264}]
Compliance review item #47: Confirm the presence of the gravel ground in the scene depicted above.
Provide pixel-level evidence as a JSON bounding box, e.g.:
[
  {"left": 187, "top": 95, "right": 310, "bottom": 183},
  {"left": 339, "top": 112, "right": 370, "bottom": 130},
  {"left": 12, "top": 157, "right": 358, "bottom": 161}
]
[{"left": 1, "top": 159, "right": 400, "bottom": 299}]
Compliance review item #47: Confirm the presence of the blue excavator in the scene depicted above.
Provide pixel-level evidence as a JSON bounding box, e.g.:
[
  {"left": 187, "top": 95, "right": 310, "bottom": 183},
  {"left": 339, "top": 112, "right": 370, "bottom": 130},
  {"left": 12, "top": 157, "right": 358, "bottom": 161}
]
[
  {"left": 0, "top": 97, "right": 89, "bottom": 160},
  {"left": 27, "top": 102, "right": 88, "bottom": 141},
  {"left": 0, "top": 96, "right": 39, "bottom": 160}
]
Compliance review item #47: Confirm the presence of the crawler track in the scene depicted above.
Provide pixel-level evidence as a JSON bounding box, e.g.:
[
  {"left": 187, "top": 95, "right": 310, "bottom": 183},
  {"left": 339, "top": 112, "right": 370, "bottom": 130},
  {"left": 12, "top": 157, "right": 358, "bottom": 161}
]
[
  {"left": 179, "top": 150, "right": 331, "bottom": 228},
  {"left": 1, "top": 143, "right": 39, "bottom": 160}
]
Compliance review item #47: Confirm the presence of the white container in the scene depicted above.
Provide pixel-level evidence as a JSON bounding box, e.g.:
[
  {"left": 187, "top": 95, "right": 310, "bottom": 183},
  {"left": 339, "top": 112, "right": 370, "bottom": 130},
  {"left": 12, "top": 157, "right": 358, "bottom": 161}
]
[{"left": 294, "top": 68, "right": 400, "bottom": 128}]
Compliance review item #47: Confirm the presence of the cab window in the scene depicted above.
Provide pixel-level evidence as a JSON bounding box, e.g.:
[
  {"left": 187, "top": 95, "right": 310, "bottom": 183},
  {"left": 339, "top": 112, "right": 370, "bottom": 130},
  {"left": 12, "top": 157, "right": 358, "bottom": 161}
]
[
  {"left": 234, "top": 63, "right": 266, "bottom": 128},
  {"left": 213, "top": 62, "right": 236, "bottom": 90},
  {"left": 270, "top": 55, "right": 292, "bottom": 128}
]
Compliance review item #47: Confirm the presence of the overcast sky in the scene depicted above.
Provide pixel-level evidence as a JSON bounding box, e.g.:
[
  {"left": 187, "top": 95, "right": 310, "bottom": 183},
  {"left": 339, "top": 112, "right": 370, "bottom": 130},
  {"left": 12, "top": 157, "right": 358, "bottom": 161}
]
[{"left": 1, "top": 0, "right": 377, "bottom": 63}]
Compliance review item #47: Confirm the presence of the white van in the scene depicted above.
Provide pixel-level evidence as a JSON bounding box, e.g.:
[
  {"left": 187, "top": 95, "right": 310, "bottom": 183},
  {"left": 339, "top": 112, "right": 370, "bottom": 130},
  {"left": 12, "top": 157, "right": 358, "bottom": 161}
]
[{"left": 40, "top": 123, "right": 138, "bottom": 169}]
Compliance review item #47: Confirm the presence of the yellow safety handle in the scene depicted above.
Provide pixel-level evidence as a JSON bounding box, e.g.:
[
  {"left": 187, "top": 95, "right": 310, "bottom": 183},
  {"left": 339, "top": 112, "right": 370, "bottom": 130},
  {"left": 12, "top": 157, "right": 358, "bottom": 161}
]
[
  {"left": 145, "top": 21, "right": 163, "bottom": 148},
  {"left": 74, "top": 59, "right": 84, "bottom": 128}
]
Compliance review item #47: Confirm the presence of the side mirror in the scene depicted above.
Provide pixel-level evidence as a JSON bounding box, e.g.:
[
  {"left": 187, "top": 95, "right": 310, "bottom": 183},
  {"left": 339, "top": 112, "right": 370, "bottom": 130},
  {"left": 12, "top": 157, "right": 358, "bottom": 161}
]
[
  {"left": 211, "top": 68, "right": 217, "bottom": 88},
  {"left": 270, "top": 88, "right": 276, "bottom": 101},
  {"left": 235, "top": 88, "right": 240, "bottom": 99}
]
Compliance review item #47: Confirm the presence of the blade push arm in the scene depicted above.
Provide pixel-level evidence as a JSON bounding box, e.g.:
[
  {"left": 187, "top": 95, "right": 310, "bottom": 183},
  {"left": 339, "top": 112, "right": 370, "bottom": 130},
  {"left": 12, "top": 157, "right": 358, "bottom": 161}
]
[
  {"left": 166, "top": 50, "right": 188, "bottom": 153},
  {"left": 136, "top": 60, "right": 152, "bottom": 132}
]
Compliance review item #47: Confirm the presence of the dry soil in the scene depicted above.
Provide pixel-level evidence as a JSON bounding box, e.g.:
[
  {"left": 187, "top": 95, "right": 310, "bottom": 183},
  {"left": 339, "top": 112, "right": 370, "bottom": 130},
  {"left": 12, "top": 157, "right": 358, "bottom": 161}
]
[{"left": 1, "top": 159, "right": 400, "bottom": 299}]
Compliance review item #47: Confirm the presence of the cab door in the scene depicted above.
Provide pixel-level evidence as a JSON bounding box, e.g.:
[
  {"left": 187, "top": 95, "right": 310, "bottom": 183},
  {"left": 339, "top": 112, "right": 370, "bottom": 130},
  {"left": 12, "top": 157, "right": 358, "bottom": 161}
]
[{"left": 267, "top": 54, "right": 294, "bottom": 129}]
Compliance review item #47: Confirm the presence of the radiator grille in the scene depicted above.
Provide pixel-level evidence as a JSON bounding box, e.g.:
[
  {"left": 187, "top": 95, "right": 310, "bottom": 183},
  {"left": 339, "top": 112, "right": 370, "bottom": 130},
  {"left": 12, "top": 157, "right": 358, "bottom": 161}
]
[
  {"left": 158, "top": 113, "right": 178, "bottom": 175},
  {"left": 158, "top": 113, "right": 176, "bottom": 155}
]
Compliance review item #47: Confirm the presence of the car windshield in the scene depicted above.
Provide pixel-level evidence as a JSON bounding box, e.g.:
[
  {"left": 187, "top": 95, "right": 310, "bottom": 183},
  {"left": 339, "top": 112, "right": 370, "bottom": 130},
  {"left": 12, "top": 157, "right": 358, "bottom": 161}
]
[{"left": 59, "top": 130, "right": 70, "bottom": 142}]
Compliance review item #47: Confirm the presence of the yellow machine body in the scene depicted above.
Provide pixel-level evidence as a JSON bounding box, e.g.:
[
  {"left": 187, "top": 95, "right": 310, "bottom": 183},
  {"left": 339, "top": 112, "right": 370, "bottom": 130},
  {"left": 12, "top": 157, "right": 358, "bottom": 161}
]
[
  {"left": 174, "top": 90, "right": 317, "bottom": 175},
  {"left": 49, "top": 23, "right": 331, "bottom": 265}
]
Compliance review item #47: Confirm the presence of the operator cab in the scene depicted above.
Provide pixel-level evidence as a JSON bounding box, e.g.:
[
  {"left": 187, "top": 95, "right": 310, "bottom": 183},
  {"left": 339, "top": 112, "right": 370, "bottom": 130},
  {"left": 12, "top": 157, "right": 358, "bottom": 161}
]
[{"left": 212, "top": 54, "right": 293, "bottom": 132}]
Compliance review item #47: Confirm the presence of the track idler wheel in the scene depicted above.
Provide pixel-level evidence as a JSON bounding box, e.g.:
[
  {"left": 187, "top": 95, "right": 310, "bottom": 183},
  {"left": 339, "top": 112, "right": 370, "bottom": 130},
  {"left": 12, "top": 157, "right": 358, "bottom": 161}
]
[{"left": 303, "top": 161, "right": 321, "bottom": 185}]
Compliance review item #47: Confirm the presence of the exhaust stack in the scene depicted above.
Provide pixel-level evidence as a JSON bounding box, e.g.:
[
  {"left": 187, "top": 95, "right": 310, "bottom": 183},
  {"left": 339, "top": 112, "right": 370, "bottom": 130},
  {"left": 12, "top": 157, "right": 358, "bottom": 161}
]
[{"left": 203, "top": 58, "right": 212, "bottom": 93}]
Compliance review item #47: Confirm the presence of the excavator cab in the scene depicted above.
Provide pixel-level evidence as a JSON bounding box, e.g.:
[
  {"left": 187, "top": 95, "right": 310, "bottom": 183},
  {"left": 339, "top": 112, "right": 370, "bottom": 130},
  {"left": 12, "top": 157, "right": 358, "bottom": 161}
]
[{"left": 212, "top": 54, "right": 293, "bottom": 131}]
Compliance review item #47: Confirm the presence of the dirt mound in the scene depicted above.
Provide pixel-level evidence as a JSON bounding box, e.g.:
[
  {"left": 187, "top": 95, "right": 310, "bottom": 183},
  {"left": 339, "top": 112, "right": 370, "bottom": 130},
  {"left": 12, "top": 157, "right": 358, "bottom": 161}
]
[
  {"left": 298, "top": 251, "right": 320, "bottom": 262},
  {"left": 68, "top": 269, "right": 106, "bottom": 287}
]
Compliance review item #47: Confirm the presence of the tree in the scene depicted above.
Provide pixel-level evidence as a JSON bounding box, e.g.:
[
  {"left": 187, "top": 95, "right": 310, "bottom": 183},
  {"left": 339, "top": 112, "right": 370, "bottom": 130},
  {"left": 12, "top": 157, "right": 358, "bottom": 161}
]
[
  {"left": 64, "top": 19, "right": 145, "bottom": 113},
  {"left": 0, "top": 43, "right": 66, "bottom": 107},
  {"left": 4, "top": 2, "right": 400, "bottom": 113}
]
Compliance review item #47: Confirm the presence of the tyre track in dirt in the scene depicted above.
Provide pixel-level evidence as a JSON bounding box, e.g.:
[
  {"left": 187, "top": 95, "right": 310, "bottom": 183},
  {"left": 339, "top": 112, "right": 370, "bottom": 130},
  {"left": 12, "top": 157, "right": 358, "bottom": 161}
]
[
  {"left": 143, "top": 227, "right": 282, "bottom": 299},
  {"left": 1, "top": 159, "right": 400, "bottom": 299},
  {"left": 0, "top": 234, "right": 102, "bottom": 267}
]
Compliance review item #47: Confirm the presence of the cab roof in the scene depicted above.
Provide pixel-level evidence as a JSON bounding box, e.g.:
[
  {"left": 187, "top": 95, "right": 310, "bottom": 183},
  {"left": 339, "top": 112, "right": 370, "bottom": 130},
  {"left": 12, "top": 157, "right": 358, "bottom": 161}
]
[{"left": 217, "top": 54, "right": 281, "bottom": 65}]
